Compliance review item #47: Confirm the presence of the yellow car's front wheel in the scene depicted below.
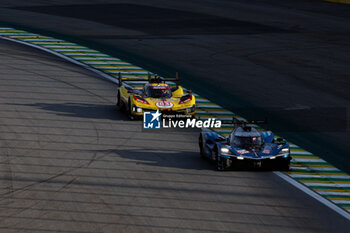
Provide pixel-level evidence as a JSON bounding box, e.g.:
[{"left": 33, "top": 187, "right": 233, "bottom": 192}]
[{"left": 128, "top": 98, "right": 136, "bottom": 120}]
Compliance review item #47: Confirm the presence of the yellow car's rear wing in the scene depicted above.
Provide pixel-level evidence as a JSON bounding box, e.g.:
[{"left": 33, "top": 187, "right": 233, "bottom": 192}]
[{"left": 117, "top": 72, "right": 179, "bottom": 87}]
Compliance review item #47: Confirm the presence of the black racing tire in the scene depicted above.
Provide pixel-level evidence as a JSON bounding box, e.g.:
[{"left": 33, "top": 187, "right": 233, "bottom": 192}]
[
  {"left": 279, "top": 161, "right": 291, "bottom": 171},
  {"left": 199, "top": 134, "right": 206, "bottom": 159},
  {"left": 215, "top": 149, "right": 226, "bottom": 171},
  {"left": 128, "top": 99, "right": 135, "bottom": 120},
  {"left": 116, "top": 91, "right": 123, "bottom": 109}
]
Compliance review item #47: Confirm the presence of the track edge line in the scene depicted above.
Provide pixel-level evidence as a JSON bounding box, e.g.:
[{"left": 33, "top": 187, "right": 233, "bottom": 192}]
[
  {"left": 274, "top": 171, "right": 350, "bottom": 221},
  {"left": 0, "top": 35, "right": 118, "bottom": 84}
]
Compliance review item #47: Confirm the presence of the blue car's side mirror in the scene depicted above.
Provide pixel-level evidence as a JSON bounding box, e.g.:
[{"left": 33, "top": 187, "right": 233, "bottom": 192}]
[
  {"left": 274, "top": 137, "right": 287, "bottom": 144},
  {"left": 215, "top": 137, "right": 226, "bottom": 142}
]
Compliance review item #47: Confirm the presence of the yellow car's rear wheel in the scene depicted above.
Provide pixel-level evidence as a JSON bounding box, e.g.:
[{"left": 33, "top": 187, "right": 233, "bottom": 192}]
[{"left": 116, "top": 91, "right": 122, "bottom": 107}]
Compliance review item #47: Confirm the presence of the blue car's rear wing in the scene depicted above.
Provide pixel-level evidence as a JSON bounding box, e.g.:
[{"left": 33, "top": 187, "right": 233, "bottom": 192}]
[{"left": 220, "top": 117, "right": 269, "bottom": 130}]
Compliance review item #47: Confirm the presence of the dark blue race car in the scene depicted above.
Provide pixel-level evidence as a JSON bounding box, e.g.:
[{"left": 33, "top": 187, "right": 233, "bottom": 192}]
[{"left": 199, "top": 120, "right": 292, "bottom": 171}]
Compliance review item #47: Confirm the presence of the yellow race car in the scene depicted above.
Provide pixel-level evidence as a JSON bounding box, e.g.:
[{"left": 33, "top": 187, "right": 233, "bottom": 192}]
[{"left": 116, "top": 74, "right": 196, "bottom": 119}]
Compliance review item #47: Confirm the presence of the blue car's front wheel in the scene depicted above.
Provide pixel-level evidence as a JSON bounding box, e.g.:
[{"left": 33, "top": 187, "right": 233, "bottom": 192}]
[
  {"left": 215, "top": 151, "right": 227, "bottom": 171},
  {"left": 279, "top": 160, "right": 291, "bottom": 171}
]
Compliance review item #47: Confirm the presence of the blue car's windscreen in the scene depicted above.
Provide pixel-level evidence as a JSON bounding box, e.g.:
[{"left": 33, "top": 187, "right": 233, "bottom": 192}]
[{"left": 231, "top": 136, "right": 262, "bottom": 147}]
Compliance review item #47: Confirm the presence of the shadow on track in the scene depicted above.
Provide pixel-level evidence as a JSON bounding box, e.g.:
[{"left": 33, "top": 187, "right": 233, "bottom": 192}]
[
  {"left": 9, "top": 102, "right": 129, "bottom": 121},
  {"left": 91, "top": 148, "right": 286, "bottom": 172},
  {"left": 95, "top": 148, "right": 214, "bottom": 171}
]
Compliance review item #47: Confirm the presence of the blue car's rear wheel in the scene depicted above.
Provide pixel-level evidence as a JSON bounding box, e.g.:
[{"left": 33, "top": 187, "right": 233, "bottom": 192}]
[{"left": 199, "top": 134, "right": 206, "bottom": 158}]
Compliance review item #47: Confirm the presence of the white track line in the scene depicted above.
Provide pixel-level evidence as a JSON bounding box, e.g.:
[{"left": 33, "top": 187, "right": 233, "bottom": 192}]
[
  {"left": 289, "top": 174, "right": 350, "bottom": 179},
  {"left": 291, "top": 166, "right": 341, "bottom": 171},
  {"left": 290, "top": 151, "right": 313, "bottom": 155},
  {"left": 292, "top": 158, "right": 326, "bottom": 163},
  {"left": 318, "top": 191, "right": 350, "bottom": 196},
  {"left": 304, "top": 182, "right": 350, "bottom": 187}
]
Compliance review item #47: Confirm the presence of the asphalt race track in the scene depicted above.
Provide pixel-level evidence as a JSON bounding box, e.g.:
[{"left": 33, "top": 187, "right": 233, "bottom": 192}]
[
  {"left": 0, "top": 0, "right": 349, "bottom": 173},
  {"left": 0, "top": 33, "right": 349, "bottom": 232},
  {"left": 0, "top": 0, "right": 350, "bottom": 232}
]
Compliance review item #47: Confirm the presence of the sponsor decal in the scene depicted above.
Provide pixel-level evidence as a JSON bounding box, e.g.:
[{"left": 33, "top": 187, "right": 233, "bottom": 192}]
[
  {"left": 134, "top": 95, "right": 149, "bottom": 104},
  {"left": 263, "top": 149, "right": 270, "bottom": 154},
  {"left": 237, "top": 149, "right": 249, "bottom": 155},
  {"left": 155, "top": 100, "right": 174, "bottom": 109},
  {"left": 150, "top": 86, "right": 170, "bottom": 89},
  {"left": 179, "top": 95, "right": 192, "bottom": 104}
]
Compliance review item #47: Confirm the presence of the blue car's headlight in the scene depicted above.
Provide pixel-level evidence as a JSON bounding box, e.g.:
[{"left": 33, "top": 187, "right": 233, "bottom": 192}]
[
  {"left": 220, "top": 148, "right": 230, "bottom": 154},
  {"left": 278, "top": 148, "right": 290, "bottom": 157}
]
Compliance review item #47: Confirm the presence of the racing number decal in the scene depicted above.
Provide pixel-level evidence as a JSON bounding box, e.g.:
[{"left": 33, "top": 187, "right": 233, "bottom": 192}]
[{"left": 155, "top": 100, "right": 174, "bottom": 109}]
